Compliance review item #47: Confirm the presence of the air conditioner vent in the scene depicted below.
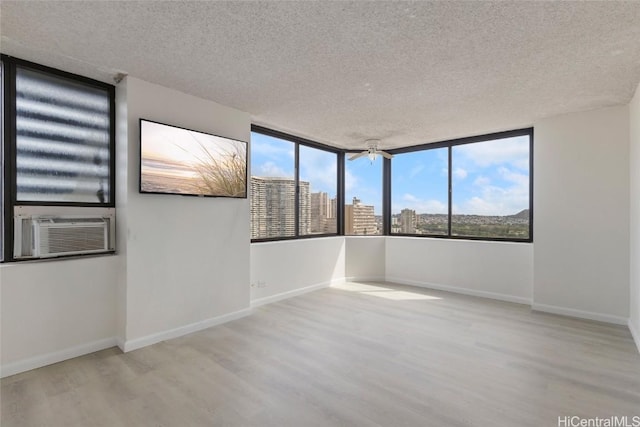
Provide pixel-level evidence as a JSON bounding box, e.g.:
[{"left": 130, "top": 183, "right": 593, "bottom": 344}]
[
  {"left": 14, "top": 211, "right": 115, "bottom": 259},
  {"left": 42, "top": 225, "right": 107, "bottom": 255},
  {"left": 20, "top": 218, "right": 33, "bottom": 258}
]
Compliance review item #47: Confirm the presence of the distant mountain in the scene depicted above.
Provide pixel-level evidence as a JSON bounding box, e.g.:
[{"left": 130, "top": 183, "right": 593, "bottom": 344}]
[{"left": 509, "top": 209, "right": 529, "bottom": 219}]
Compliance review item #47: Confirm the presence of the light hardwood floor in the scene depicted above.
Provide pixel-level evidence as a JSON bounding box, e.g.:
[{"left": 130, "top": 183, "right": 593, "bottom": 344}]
[{"left": 2, "top": 281, "right": 639, "bottom": 426}]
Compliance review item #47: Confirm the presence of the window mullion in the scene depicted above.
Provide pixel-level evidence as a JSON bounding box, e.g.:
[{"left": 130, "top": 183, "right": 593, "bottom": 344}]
[
  {"left": 383, "top": 157, "right": 391, "bottom": 235},
  {"left": 3, "top": 59, "right": 17, "bottom": 261},
  {"left": 337, "top": 151, "right": 345, "bottom": 236},
  {"left": 294, "top": 143, "right": 300, "bottom": 237},
  {"left": 447, "top": 145, "right": 452, "bottom": 237}
]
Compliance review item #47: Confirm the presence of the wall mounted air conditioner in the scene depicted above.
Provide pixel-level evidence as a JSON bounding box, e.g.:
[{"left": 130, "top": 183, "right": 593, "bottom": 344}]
[{"left": 14, "top": 211, "right": 115, "bottom": 259}]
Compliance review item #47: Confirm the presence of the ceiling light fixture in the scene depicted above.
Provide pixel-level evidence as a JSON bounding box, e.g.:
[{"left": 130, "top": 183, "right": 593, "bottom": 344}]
[
  {"left": 348, "top": 139, "right": 393, "bottom": 163},
  {"left": 367, "top": 150, "right": 377, "bottom": 163}
]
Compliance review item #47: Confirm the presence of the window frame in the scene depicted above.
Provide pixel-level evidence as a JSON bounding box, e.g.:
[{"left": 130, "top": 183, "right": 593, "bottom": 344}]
[
  {"left": 343, "top": 152, "right": 384, "bottom": 236},
  {"left": 1, "top": 54, "right": 116, "bottom": 262},
  {"left": 250, "top": 127, "right": 532, "bottom": 244},
  {"left": 250, "top": 125, "right": 343, "bottom": 243},
  {"left": 386, "top": 128, "right": 533, "bottom": 243},
  {"left": 388, "top": 146, "right": 449, "bottom": 236}
]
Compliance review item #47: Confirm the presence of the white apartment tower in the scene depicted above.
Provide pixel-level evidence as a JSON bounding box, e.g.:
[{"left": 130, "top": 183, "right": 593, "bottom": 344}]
[{"left": 251, "top": 177, "right": 310, "bottom": 239}]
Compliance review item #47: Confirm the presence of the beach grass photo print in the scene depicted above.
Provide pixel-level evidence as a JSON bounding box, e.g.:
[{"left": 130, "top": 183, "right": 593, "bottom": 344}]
[{"left": 140, "top": 119, "right": 247, "bottom": 198}]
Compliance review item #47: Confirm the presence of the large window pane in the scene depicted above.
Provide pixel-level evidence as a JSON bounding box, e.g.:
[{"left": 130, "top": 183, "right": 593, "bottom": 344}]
[
  {"left": 299, "top": 145, "right": 337, "bottom": 235},
  {"left": 345, "top": 156, "right": 382, "bottom": 235},
  {"left": 451, "top": 136, "right": 530, "bottom": 239},
  {"left": 15, "top": 67, "right": 112, "bottom": 203},
  {"left": 250, "top": 132, "right": 295, "bottom": 239},
  {"left": 391, "top": 148, "right": 448, "bottom": 235}
]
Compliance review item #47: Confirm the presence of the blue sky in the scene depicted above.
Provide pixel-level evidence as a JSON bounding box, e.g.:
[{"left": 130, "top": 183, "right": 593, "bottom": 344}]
[
  {"left": 251, "top": 132, "right": 529, "bottom": 216},
  {"left": 345, "top": 157, "right": 382, "bottom": 214}
]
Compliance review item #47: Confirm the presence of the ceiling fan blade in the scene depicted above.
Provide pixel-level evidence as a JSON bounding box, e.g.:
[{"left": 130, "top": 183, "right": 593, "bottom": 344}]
[
  {"left": 348, "top": 151, "right": 368, "bottom": 161},
  {"left": 379, "top": 150, "right": 394, "bottom": 159}
]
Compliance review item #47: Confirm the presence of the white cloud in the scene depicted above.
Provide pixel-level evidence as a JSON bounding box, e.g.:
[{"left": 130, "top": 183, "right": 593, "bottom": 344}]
[
  {"left": 498, "top": 167, "right": 528, "bottom": 186},
  {"left": 251, "top": 139, "right": 294, "bottom": 160},
  {"left": 256, "top": 161, "right": 290, "bottom": 177},
  {"left": 299, "top": 147, "right": 338, "bottom": 193},
  {"left": 344, "top": 169, "right": 358, "bottom": 193},
  {"left": 251, "top": 137, "right": 295, "bottom": 178},
  {"left": 457, "top": 177, "right": 529, "bottom": 216},
  {"left": 473, "top": 176, "right": 491, "bottom": 186},
  {"left": 453, "top": 167, "right": 467, "bottom": 180},
  {"left": 452, "top": 138, "right": 530, "bottom": 215},
  {"left": 397, "top": 193, "right": 447, "bottom": 214},
  {"left": 454, "top": 136, "right": 529, "bottom": 171}
]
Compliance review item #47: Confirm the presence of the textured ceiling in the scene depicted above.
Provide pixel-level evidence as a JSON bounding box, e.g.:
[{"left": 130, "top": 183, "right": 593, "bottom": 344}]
[{"left": 2, "top": 1, "right": 640, "bottom": 150}]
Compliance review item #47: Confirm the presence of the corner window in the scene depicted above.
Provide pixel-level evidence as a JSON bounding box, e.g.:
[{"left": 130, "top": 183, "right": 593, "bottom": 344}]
[
  {"left": 344, "top": 155, "right": 382, "bottom": 235},
  {"left": 390, "top": 129, "right": 532, "bottom": 242},
  {"left": 299, "top": 145, "right": 338, "bottom": 236},
  {"left": 451, "top": 135, "right": 530, "bottom": 239},
  {"left": 391, "top": 148, "right": 448, "bottom": 235},
  {"left": 250, "top": 132, "right": 295, "bottom": 239},
  {"left": 250, "top": 127, "right": 340, "bottom": 241}
]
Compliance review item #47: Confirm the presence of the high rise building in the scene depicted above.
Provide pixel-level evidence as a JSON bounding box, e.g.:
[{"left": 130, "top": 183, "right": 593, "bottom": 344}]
[
  {"left": 345, "top": 197, "right": 377, "bottom": 235},
  {"left": 310, "top": 191, "right": 337, "bottom": 234},
  {"left": 329, "top": 197, "right": 337, "bottom": 219},
  {"left": 311, "top": 192, "right": 330, "bottom": 218},
  {"left": 299, "top": 182, "right": 310, "bottom": 235},
  {"left": 400, "top": 208, "right": 417, "bottom": 234},
  {"left": 391, "top": 215, "right": 400, "bottom": 233},
  {"left": 251, "top": 177, "right": 310, "bottom": 239}
]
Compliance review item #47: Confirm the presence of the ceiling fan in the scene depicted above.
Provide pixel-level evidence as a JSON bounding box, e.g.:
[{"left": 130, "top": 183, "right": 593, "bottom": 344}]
[{"left": 348, "top": 139, "right": 393, "bottom": 163}]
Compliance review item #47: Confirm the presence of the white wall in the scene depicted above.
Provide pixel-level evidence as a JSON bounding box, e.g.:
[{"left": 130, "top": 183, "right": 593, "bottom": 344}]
[
  {"left": 385, "top": 237, "right": 533, "bottom": 304},
  {"left": 0, "top": 256, "right": 119, "bottom": 377},
  {"left": 250, "top": 237, "right": 345, "bottom": 306},
  {"left": 345, "top": 236, "right": 386, "bottom": 281},
  {"left": 533, "top": 106, "right": 630, "bottom": 324},
  {"left": 630, "top": 83, "right": 640, "bottom": 350},
  {"left": 120, "top": 78, "right": 251, "bottom": 350},
  {"left": 115, "top": 79, "right": 129, "bottom": 346}
]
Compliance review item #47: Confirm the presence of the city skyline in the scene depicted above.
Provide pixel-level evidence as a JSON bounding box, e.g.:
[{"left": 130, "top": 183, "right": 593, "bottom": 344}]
[
  {"left": 250, "top": 176, "right": 378, "bottom": 238},
  {"left": 250, "top": 174, "right": 528, "bottom": 239}
]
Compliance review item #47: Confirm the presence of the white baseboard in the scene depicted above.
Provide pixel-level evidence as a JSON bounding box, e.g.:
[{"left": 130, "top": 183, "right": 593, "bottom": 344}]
[
  {"left": 251, "top": 279, "right": 341, "bottom": 308},
  {"left": 386, "top": 276, "right": 532, "bottom": 305},
  {"left": 122, "top": 308, "right": 252, "bottom": 353},
  {"left": 1, "top": 337, "right": 118, "bottom": 378},
  {"left": 531, "top": 303, "right": 628, "bottom": 325},
  {"left": 343, "top": 276, "right": 386, "bottom": 283},
  {"left": 628, "top": 319, "right": 640, "bottom": 354}
]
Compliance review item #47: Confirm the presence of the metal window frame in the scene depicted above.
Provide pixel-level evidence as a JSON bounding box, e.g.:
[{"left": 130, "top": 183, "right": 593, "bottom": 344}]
[
  {"left": 250, "top": 125, "right": 342, "bottom": 243},
  {"left": 250, "top": 126, "right": 533, "bottom": 244},
  {"left": 342, "top": 152, "right": 385, "bottom": 237},
  {"left": 1, "top": 54, "right": 116, "bottom": 262},
  {"left": 387, "top": 128, "right": 534, "bottom": 243}
]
